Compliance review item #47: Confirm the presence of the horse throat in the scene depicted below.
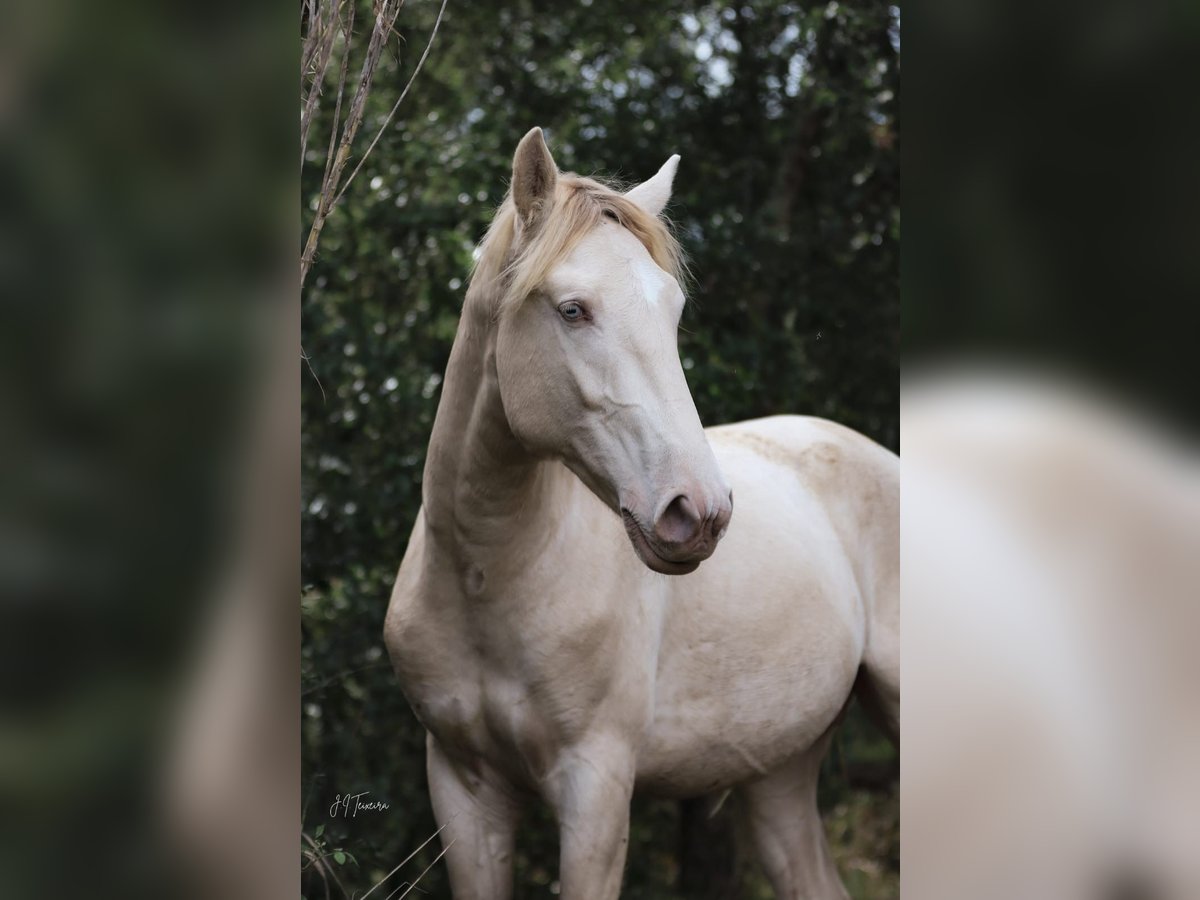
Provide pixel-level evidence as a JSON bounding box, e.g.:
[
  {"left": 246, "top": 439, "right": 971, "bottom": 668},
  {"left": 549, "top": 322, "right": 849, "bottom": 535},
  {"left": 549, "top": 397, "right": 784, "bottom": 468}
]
[{"left": 420, "top": 301, "right": 556, "bottom": 570}]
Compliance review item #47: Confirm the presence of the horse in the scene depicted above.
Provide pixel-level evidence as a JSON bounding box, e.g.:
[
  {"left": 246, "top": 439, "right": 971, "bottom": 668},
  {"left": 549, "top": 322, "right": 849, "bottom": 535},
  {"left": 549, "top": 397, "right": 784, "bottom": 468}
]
[{"left": 384, "top": 127, "right": 899, "bottom": 899}]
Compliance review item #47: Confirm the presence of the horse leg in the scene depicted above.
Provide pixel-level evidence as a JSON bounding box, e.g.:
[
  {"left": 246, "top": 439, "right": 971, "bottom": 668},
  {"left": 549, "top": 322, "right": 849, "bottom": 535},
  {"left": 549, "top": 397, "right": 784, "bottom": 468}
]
[
  {"left": 426, "top": 734, "right": 521, "bottom": 900},
  {"left": 546, "top": 737, "right": 636, "bottom": 900},
  {"left": 740, "top": 737, "right": 849, "bottom": 900}
]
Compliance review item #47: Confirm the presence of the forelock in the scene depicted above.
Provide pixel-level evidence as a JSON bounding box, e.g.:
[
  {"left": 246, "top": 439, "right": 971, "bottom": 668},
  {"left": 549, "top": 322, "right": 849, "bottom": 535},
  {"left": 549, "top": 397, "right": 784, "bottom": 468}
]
[{"left": 468, "top": 173, "right": 686, "bottom": 315}]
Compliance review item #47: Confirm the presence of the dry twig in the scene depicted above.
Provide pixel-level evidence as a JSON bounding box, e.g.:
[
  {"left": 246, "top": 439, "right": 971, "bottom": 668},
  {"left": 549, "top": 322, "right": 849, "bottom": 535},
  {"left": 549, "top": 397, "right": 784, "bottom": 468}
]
[{"left": 300, "top": 0, "right": 448, "bottom": 394}]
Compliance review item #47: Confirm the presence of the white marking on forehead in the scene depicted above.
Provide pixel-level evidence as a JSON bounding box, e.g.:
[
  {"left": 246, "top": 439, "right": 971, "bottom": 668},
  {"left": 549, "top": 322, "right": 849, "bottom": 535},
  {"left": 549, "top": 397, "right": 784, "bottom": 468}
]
[
  {"left": 629, "top": 253, "right": 669, "bottom": 307},
  {"left": 548, "top": 222, "right": 675, "bottom": 307}
]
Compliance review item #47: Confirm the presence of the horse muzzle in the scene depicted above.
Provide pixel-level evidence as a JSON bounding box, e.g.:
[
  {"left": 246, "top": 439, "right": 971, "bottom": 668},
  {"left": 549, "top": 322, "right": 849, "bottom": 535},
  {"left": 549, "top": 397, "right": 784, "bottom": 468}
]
[{"left": 620, "top": 488, "right": 732, "bottom": 575}]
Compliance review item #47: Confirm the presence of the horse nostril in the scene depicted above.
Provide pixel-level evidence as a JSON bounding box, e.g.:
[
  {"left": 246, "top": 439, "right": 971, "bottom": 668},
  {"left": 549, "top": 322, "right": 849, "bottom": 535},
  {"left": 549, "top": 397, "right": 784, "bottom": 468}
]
[{"left": 655, "top": 494, "right": 702, "bottom": 547}]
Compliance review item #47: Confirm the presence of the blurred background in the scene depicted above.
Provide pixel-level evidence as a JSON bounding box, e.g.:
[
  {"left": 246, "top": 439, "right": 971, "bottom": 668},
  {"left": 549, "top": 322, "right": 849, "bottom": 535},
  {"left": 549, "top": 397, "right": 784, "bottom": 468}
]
[
  {"left": 903, "top": 0, "right": 1200, "bottom": 897},
  {"left": 301, "top": 1, "right": 899, "bottom": 898},
  {"left": 2, "top": 1, "right": 294, "bottom": 899}
]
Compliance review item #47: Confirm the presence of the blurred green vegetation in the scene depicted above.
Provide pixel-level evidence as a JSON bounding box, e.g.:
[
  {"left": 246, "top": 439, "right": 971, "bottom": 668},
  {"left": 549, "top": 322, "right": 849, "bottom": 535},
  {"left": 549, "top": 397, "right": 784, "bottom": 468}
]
[{"left": 302, "top": 1, "right": 898, "bottom": 896}]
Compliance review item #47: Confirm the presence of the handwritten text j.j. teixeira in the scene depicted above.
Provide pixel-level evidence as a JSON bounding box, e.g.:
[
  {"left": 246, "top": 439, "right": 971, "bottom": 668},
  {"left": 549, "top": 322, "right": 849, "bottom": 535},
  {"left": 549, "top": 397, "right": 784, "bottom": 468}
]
[{"left": 330, "top": 792, "right": 390, "bottom": 818}]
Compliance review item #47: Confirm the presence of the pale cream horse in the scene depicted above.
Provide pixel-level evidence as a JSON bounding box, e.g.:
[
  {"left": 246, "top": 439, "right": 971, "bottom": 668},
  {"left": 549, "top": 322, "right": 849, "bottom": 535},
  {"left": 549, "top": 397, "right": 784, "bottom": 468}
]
[{"left": 384, "top": 128, "right": 899, "bottom": 899}]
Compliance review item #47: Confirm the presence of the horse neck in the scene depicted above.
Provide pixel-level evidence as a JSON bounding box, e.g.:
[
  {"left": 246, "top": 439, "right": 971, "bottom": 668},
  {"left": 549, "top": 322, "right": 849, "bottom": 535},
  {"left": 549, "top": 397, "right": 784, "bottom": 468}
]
[{"left": 420, "top": 295, "right": 562, "bottom": 571}]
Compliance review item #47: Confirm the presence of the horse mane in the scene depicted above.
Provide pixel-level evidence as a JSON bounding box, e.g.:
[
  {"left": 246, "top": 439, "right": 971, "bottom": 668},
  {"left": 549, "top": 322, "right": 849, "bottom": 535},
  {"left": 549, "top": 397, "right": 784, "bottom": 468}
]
[{"left": 469, "top": 172, "right": 686, "bottom": 315}]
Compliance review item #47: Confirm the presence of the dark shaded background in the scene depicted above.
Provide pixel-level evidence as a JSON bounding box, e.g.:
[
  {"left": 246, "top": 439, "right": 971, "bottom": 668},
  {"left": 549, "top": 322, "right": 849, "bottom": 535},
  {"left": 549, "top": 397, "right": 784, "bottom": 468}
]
[
  {"left": 904, "top": 0, "right": 1200, "bottom": 425},
  {"left": 301, "top": 1, "right": 900, "bottom": 897}
]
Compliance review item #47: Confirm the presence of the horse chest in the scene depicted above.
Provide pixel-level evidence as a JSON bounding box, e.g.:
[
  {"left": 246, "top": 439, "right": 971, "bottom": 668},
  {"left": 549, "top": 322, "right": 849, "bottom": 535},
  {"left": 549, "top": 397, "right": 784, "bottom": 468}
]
[
  {"left": 404, "top": 662, "right": 548, "bottom": 769},
  {"left": 390, "top": 582, "right": 628, "bottom": 783}
]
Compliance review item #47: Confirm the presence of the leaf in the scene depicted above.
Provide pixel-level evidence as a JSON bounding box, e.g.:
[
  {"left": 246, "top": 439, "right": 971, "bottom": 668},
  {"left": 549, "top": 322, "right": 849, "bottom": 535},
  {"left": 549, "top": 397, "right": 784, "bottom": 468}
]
[
  {"left": 315, "top": 824, "right": 325, "bottom": 838},
  {"left": 334, "top": 851, "right": 347, "bottom": 865}
]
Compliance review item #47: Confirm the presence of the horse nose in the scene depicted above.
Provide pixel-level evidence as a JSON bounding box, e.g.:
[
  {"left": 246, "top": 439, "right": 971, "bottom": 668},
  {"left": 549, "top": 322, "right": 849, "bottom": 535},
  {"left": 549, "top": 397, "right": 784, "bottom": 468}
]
[
  {"left": 655, "top": 494, "right": 704, "bottom": 547},
  {"left": 654, "top": 489, "right": 734, "bottom": 553}
]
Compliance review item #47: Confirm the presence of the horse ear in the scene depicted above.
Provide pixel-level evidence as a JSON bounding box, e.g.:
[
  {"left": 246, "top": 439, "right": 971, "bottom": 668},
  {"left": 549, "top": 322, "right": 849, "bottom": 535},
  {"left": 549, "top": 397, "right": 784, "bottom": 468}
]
[
  {"left": 625, "top": 154, "right": 680, "bottom": 217},
  {"left": 512, "top": 127, "right": 558, "bottom": 228}
]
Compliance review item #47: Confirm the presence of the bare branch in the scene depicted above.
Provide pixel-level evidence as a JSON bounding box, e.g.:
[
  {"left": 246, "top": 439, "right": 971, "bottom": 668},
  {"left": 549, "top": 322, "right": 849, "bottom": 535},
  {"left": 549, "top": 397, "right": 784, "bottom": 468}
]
[
  {"left": 333, "top": 0, "right": 449, "bottom": 208},
  {"left": 388, "top": 839, "right": 455, "bottom": 899},
  {"left": 301, "top": 0, "right": 408, "bottom": 287},
  {"left": 301, "top": 346, "right": 326, "bottom": 402},
  {"left": 316, "top": 0, "right": 356, "bottom": 218},
  {"left": 359, "top": 823, "right": 451, "bottom": 899},
  {"left": 301, "top": 0, "right": 343, "bottom": 168},
  {"left": 301, "top": 0, "right": 448, "bottom": 289},
  {"left": 302, "top": 830, "right": 346, "bottom": 900}
]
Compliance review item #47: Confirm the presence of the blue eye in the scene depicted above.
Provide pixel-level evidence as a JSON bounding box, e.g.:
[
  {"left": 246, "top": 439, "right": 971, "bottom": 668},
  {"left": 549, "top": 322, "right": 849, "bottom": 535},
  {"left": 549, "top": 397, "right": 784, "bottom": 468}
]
[{"left": 558, "top": 301, "right": 586, "bottom": 321}]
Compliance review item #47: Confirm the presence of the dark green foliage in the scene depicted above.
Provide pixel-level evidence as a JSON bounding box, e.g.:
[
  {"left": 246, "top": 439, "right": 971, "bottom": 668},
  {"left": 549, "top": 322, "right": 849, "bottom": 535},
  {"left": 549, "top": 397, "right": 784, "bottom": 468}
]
[{"left": 302, "top": 1, "right": 898, "bottom": 896}]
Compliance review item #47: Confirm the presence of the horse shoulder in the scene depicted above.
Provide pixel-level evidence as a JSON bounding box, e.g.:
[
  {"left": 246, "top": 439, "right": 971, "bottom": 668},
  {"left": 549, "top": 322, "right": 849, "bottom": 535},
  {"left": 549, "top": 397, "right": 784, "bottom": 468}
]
[
  {"left": 383, "top": 509, "right": 465, "bottom": 692},
  {"left": 384, "top": 508, "right": 428, "bottom": 637}
]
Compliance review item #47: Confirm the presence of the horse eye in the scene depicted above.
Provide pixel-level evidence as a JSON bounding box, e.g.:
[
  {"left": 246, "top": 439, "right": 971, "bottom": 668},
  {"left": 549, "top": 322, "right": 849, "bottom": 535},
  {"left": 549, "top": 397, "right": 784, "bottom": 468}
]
[{"left": 558, "top": 301, "right": 586, "bottom": 322}]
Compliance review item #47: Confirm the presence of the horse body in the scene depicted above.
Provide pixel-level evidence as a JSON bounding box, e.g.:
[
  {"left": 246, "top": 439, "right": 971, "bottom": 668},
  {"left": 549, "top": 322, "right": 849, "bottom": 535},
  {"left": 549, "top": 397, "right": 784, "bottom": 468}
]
[
  {"left": 638, "top": 417, "right": 895, "bottom": 794},
  {"left": 389, "top": 416, "right": 894, "bottom": 786},
  {"left": 384, "top": 129, "right": 897, "bottom": 899}
]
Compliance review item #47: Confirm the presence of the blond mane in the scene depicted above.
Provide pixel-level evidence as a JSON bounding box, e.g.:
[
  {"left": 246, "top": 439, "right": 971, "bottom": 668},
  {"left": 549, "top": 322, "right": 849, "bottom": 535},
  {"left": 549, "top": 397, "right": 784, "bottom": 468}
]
[{"left": 469, "top": 173, "right": 686, "bottom": 314}]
